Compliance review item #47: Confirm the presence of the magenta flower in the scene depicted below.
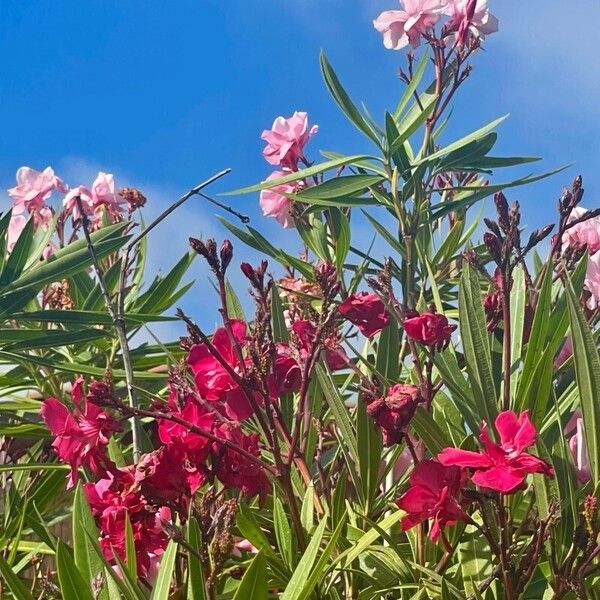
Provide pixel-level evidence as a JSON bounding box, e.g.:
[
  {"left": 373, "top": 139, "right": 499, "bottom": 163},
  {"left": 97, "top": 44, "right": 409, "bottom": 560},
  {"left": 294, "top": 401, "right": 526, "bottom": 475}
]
[
  {"left": 396, "top": 460, "right": 468, "bottom": 542},
  {"left": 338, "top": 292, "right": 391, "bottom": 338},
  {"left": 438, "top": 410, "right": 554, "bottom": 493},
  {"left": 187, "top": 320, "right": 257, "bottom": 421},
  {"left": 261, "top": 111, "right": 318, "bottom": 170},
  {"left": 443, "top": 0, "right": 498, "bottom": 46},
  {"left": 403, "top": 310, "right": 456, "bottom": 349},
  {"left": 259, "top": 171, "right": 296, "bottom": 228},
  {"left": 40, "top": 378, "right": 120, "bottom": 488},
  {"left": 373, "top": 0, "right": 445, "bottom": 50}
]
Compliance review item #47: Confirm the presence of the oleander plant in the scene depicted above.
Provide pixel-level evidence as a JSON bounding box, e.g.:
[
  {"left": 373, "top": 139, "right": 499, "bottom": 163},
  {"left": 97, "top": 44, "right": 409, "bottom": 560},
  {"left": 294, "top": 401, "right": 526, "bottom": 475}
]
[{"left": 1, "top": 2, "right": 600, "bottom": 598}]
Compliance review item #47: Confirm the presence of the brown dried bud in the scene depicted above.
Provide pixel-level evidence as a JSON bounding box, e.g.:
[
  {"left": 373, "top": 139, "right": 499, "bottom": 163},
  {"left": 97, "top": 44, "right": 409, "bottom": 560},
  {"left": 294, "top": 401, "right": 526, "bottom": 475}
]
[
  {"left": 119, "top": 187, "right": 147, "bottom": 212},
  {"left": 220, "top": 240, "right": 233, "bottom": 272},
  {"left": 525, "top": 224, "right": 554, "bottom": 252},
  {"left": 315, "top": 263, "right": 340, "bottom": 298},
  {"left": 42, "top": 279, "right": 75, "bottom": 310},
  {"left": 190, "top": 237, "right": 220, "bottom": 273},
  {"left": 87, "top": 379, "right": 115, "bottom": 407}
]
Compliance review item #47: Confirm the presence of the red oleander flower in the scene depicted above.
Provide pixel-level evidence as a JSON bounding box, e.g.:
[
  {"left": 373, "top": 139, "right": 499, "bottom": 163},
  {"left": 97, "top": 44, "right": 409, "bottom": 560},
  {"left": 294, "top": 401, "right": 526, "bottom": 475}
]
[
  {"left": 483, "top": 291, "right": 503, "bottom": 332},
  {"left": 438, "top": 410, "right": 554, "bottom": 493},
  {"left": 158, "top": 389, "right": 214, "bottom": 461},
  {"left": 188, "top": 319, "right": 256, "bottom": 421},
  {"left": 134, "top": 444, "right": 205, "bottom": 506},
  {"left": 84, "top": 469, "right": 170, "bottom": 578},
  {"left": 338, "top": 292, "right": 391, "bottom": 338},
  {"left": 40, "top": 377, "right": 120, "bottom": 488},
  {"left": 213, "top": 424, "right": 270, "bottom": 500},
  {"left": 366, "top": 384, "right": 423, "bottom": 446},
  {"left": 403, "top": 310, "right": 456, "bottom": 349},
  {"left": 396, "top": 460, "right": 468, "bottom": 542},
  {"left": 268, "top": 343, "right": 301, "bottom": 397},
  {"left": 292, "top": 319, "right": 347, "bottom": 371}
]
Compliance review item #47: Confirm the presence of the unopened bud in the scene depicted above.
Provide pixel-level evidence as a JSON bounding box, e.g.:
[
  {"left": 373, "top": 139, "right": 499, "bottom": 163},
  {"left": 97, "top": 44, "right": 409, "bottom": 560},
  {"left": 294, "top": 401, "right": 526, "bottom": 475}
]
[
  {"left": 484, "top": 232, "right": 502, "bottom": 264},
  {"left": 220, "top": 240, "right": 233, "bottom": 272},
  {"left": 494, "top": 192, "right": 509, "bottom": 229},
  {"left": 484, "top": 218, "right": 502, "bottom": 238}
]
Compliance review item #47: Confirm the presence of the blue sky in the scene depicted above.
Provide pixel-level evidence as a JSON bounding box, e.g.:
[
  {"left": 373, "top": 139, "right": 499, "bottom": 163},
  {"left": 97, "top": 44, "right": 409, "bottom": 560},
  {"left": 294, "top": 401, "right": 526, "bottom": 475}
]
[{"left": 1, "top": 1, "right": 599, "bottom": 331}]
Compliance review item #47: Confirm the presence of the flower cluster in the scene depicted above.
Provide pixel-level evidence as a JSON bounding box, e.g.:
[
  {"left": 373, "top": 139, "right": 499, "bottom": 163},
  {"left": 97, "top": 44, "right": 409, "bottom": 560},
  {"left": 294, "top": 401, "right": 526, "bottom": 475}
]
[
  {"left": 259, "top": 112, "right": 317, "bottom": 228},
  {"left": 374, "top": 0, "right": 498, "bottom": 51},
  {"left": 7, "top": 165, "right": 145, "bottom": 257}
]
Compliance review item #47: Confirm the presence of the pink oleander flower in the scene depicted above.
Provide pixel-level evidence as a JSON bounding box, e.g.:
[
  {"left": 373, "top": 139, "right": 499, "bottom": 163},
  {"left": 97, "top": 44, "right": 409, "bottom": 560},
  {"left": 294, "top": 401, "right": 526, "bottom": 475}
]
[
  {"left": 187, "top": 320, "right": 257, "bottom": 421},
  {"left": 373, "top": 0, "right": 444, "bottom": 50},
  {"left": 404, "top": 310, "right": 456, "bottom": 350},
  {"left": 261, "top": 112, "right": 318, "bottom": 170},
  {"left": 40, "top": 377, "right": 120, "bottom": 488},
  {"left": 585, "top": 251, "right": 600, "bottom": 310},
  {"left": 7, "top": 214, "right": 28, "bottom": 251},
  {"left": 8, "top": 166, "right": 67, "bottom": 214},
  {"left": 443, "top": 0, "right": 498, "bottom": 46},
  {"left": 63, "top": 172, "right": 126, "bottom": 222},
  {"left": 259, "top": 171, "right": 296, "bottom": 228},
  {"left": 562, "top": 207, "right": 600, "bottom": 256},
  {"left": 438, "top": 410, "right": 554, "bottom": 493},
  {"left": 268, "top": 343, "right": 302, "bottom": 397},
  {"left": 396, "top": 460, "right": 469, "bottom": 542},
  {"left": 338, "top": 292, "right": 391, "bottom": 338},
  {"left": 213, "top": 424, "right": 270, "bottom": 500},
  {"left": 366, "top": 384, "right": 424, "bottom": 446},
  {"left": 565, "top": 410, "right": 591, "bottom": 484}
]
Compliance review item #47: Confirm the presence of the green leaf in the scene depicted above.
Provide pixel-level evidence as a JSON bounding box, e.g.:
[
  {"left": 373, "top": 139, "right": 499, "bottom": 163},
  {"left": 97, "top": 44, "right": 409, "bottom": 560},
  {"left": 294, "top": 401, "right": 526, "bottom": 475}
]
[
  {"left": 0, "top": 553, "right": 35, "bottom": 600},
  {"left": 73, "top": 484, "right": 106, "bottom": 600},
  {"left": 0, "top": 218, "right": 34, "bottom": 286},
  {"left": 232, "top": 552, "right": 268, "bottom": 600},
  {"left": 150, "top": 540, "right": 178, "bottom": 600},
  {"left": 393, "top": 51, "right": 429, "bottom": 119},
  {"left": 297, "top": 174, "right": 384, "bottom": 203},
  {"left": 225, "top": 155, "right": 372, "bottom": 196},
  {"left": 565, "top": 274, "right": 600, "bottom": 484},
  {"left": 56, "top": 540, "right": 94, "bottom": 600},
  {"left": 280, "top": 518, "right": 327, "bottom": 600},
  {"left": 458, "top": 262, "right": 498, "bottom": 428},
  {"left": 320, "top": 52, "right": 382, "bottom": 147},
  {"left": 458, "top": 531, "right": 494, "bottom": 596},
  {"left": 187, "top": 519, "right": 207, "bottom": 600},
  {"left": 125, "top": 513, "right": 137, "bottom": 580},
  {"left": 274, "top": 495, "right": 295, "bottom": 568},
  {"left": 225, "top": 280, "right": 246, "bottom": 319},
  {"left": 10, "top": 309, "right": 176, "bottom": 325},
  {"left": 509, "top": 265, "right": 526, "bottom": 399}
]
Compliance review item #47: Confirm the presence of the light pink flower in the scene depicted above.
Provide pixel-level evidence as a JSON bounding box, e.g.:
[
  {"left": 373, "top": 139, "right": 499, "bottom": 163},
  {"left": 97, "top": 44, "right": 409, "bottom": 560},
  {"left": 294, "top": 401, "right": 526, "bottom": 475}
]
[
  {"left": 373, "top": 0, "right": 444, "bottom": 50},
  {"left": 584, "top": 252, "right": 600, "bottom": 310},
  {"left": 259, "top": 171, "right": 296, "bottom": 229},
  {"left": 562, "top": 207, "right": 600, "bottom": 256},
  {"left": 261, "top": 112, "right": 317, "bottom": 170},
  {"left": 565, "top": 411, "right": 591, "bottom": 484},
  {"left": 443, "top": 0, "right": 498, "bottom": 46},
  {"left": 7, "top": 214, "right": 28, "bottom": 251},
  {"left": 63, "top": 172, "right": 126, "bottom": 222},
  {"left": 8, "top": 166, "right": 66, "bottom": 214}
]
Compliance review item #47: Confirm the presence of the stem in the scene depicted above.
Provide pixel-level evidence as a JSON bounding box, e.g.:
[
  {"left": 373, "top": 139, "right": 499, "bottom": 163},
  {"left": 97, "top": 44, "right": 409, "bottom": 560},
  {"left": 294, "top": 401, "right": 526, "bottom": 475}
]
[{"left": 75, "top": 196, "right": 144, "bottom": 461}]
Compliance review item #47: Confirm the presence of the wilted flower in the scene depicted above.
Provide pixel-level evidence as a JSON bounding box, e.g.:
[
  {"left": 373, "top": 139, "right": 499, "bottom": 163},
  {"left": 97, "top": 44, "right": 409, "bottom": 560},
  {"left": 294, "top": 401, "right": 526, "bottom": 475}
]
[
  {"left": 259, "top": 171, "right": 296, "bottom": 228},
  {"left": 404, "top": 310, "right": 456, "bottom": 349},
  {"left": 374, "top": 0, "right": 444, "bottom": 50},
  {"left": 438, "top": 410, "right": 554, "bottom": 493},
  {"left": 338, "top": 292, "right": 391, "bottom": 338},
  {"left": 213, "top": 424, "right": 270, "bottom": 500},
  {"left": 443, "top": 0, "right": 498, "bottom": 46},
  {"left": 366, "top": 383, "right": 423, "bottom": 446},
  {"left": 396, "top": 460, "right": 468, "bottom": 542},
  {"left": 261, "top": 111, "right": 318, "bottom": 170}
]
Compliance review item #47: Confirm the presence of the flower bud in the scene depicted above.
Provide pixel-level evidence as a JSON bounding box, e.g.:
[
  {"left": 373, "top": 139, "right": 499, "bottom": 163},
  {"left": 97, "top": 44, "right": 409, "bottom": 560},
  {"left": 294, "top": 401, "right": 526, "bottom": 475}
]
[
  {"left": 483, "top": 232, "right": 502, "bottom": 264},
  {"left": 220, "top": 240, "right": 234, "bottom": 272}
]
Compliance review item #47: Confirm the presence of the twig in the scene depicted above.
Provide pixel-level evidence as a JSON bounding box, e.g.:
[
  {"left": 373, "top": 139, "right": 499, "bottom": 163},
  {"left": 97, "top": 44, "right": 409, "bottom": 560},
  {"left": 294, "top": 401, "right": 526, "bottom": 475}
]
[{"left": 125, "top": 168, "right": 232, "bottom": 249}]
